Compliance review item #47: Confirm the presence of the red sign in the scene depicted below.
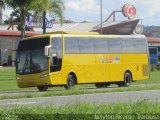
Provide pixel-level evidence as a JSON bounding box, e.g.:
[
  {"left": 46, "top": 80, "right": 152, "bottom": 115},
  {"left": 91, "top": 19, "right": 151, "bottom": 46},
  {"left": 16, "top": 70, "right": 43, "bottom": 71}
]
[{"left": 122, "top": 4, "right": 136, "bottom": 19}]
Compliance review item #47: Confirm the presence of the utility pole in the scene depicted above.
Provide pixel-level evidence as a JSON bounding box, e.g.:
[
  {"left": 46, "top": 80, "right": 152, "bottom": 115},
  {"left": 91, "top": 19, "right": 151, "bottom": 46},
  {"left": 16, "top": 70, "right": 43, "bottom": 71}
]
[
  {"left": 100, "top": 0, "right": 103, "bottom": 35},
  {"left": 0, "top": 7, "right": 2, "bottom": 24},
  {"left": 43, "top": 11, "right": 46, "bottom": 34}
]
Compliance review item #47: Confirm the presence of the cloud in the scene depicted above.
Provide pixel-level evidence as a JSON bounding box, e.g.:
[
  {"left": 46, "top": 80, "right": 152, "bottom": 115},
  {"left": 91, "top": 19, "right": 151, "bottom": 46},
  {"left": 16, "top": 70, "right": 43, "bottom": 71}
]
[
  {"left": 2, "top": 8, "right": 12, "bottom": 21},
  {"left": 65, "top": 0, "right": 107, "bottom": 14},
  {"left": 131, "top": 0, "right": 160, "bottom": 19}
]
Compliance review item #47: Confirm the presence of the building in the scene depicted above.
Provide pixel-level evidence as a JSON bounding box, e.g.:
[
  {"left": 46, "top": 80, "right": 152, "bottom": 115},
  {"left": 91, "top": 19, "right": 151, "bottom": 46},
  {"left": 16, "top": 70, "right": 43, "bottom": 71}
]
[
  {"left": 0, "top": 31, "right": 40, "bottom": 66},
  {"left": 148, "top": 37, "right": 160, "bottom": 64}
]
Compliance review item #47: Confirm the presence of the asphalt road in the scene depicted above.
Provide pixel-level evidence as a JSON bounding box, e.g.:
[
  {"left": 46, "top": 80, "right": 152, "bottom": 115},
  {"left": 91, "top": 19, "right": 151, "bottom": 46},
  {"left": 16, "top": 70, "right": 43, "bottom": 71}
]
[{"left": 0, "top": 90, "right": 160, "bottom": 107}]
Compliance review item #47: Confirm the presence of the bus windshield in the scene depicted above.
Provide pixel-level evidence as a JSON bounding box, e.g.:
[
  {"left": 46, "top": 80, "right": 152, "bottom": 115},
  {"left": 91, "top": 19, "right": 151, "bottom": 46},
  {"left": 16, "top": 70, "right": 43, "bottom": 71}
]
[{"left": 16, "top": 37, "right": 49, "bottom": 74}]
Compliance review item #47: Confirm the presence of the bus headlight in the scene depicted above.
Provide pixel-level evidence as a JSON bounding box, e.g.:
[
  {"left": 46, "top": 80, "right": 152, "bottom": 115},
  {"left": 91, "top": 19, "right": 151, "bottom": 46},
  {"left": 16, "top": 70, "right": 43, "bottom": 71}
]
[
  {"left": 16, "top": 76, "right": 22, "bottom": 80},
  {"left": 40, "top": 73, "right": 49, "bottom": 78}
]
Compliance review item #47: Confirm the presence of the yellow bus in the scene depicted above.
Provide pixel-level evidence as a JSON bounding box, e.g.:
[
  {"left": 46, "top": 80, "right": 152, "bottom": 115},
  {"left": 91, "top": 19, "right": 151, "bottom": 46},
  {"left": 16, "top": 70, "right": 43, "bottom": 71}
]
[{"left": 15, "top": 32, "right": 149, "bottom": 91}]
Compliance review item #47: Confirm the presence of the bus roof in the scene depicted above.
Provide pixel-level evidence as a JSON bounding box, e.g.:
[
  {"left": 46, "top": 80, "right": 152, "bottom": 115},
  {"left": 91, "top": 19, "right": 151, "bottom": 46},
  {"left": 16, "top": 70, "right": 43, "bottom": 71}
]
[
  {"left": 22, "top": 31, "right": 99, "bottom": 40},
  {"left": 22, "top": 34, "right": 50, "bottom": 40},
  {"left": 46, "top": 31, "right": 99, "bottom": 35},
  {"left": 22, "top": 31, "right": 146, "bottom": 41}
]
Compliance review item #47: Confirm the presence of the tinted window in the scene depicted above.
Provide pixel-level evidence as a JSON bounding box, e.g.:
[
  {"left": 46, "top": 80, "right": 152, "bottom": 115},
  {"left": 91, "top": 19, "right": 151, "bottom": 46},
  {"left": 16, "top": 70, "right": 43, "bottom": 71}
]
[
  {"left": 94, "top": 39, "right": 108, "bottom": 53},
  {"left": 78, "top": 38, "right": 94, "bottom": 53},
  {"left": 50, "top": 37, "right": 62, "bottom": 72},
  {"left": 18, "top": 37, "right": 49, "bottom": 51},
  {"left": 65, "top": 37, "right": 147, "bottom": 54},
  {"left": 136, "top": 39, "right": 147, "bottom": 53},
  {"left": 108, "top": 39, "right": 122, "bottom": 53},
  {"left": 65, "top": 38, "right": 79, "bottom": 53},
  {"left": 65, "top": 38, "right": 108, "bottom": 54},
  {"left": 65, "top": 38, "right": 94, "bottom": 54},
  {"left": 122, "top": 38, "right": 147, "bottom": 53},
  {"left": 51, "top": 37, "right": 62, "bottom": 58},
  {"left": 122, "top": 40, "right": 136, "bottom": 53}
]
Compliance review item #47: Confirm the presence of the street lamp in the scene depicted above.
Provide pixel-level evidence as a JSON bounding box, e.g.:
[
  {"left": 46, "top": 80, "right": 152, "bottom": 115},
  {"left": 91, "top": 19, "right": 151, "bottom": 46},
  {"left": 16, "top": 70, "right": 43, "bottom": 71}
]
[{"left": 100, "top": 0, "right": 103, "bottom": 35}]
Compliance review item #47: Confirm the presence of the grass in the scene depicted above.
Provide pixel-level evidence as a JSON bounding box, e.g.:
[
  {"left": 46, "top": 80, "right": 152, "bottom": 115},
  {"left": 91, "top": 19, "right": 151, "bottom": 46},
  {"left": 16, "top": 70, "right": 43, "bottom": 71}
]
[
  {"left": 0, "top": 68, "right": 33, "bottom": 91},
  {"left": 0, "top": 100, "right": 160, "bottom": 120},
  {"left": 0, "top": 83, "right": 160, "bottom": 100},
  {"left": 0, "top": 67, "right": 160, "bottom": 100},
  {"left": 0, "top": 68, "right": 160, "bottom": 91},
  {"left": 132, "top": 71, "right": 160, "bottom": 85}
]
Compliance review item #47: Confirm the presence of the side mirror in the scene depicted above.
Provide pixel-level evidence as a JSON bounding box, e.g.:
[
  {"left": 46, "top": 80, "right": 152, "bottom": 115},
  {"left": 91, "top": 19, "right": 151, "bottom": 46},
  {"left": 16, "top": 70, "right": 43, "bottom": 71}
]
[{"left": 44, "top": 45, "right": 51, "bottom": 57}]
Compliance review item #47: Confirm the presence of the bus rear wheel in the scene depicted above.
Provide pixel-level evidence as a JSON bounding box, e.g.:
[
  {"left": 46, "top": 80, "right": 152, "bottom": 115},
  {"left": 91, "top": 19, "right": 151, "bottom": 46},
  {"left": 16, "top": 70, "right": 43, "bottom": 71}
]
[
  {"left": 95, "top": 83, "right": 102, "bottom": 88},
  {"left": 37, "top": 86, "right": 48, "bottom": 92},
  {"left": 95, "top": 83, "right": 110, "bottom": 88},
  {"left": 118, "top": 72, "right": 132, "bottom": 87},
  {"left": 124, "top": 72, "right": 132, "bottom": 87},
  {"left": 64, "top": 75, "right": 76, "bottom": 89}
]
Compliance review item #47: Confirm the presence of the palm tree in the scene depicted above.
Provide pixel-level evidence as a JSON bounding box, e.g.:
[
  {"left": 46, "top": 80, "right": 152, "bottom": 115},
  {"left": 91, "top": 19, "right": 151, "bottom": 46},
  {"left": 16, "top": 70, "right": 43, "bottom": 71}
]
[
  {"left": 1, "top": 0, "right": 64, "bottom": 36},
  {"left": 36, "top": 0, "right": 65, "bottom": 33},
  {"left": 0, "top": 0, "right": 4, "bottom": 8},
  {"left": 0, "top": 0, "right": 4, "bottom": 24},
  {"left": 4, "top": 0, "right": 36, "bottom": 38}
]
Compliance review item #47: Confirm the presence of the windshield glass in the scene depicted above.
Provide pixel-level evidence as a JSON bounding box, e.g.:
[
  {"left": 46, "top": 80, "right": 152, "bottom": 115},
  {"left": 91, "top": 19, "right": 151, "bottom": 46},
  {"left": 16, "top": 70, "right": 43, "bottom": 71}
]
[{"left": 16, "top": 37, "right": 49, "bottom": 74}]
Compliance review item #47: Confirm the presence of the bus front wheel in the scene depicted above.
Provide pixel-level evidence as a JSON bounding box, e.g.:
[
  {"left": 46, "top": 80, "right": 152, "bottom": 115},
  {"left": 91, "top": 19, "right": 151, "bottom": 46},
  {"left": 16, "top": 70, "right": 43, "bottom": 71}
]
[
  {"left": 64, "top": 75, "right": 75, "bottom": 89},
  {"left": 37, "top": 86, "right": 48, "bottom": 92}
]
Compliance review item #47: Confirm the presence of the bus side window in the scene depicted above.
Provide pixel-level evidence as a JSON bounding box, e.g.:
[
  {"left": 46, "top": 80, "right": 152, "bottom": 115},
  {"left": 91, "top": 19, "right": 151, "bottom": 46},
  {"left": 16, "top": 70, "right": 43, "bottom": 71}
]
[
  {"left": 108, "top": 39, "right": 122, "bottom": 53},
  {"left": 65, "top": 38, "right": 79, "bottom": 54},
  {"left": 122, "top": 38, "right": 147, "bottom": 53},
  {"left": 78, "top": 38, "right": 94, "bottom": 54},
  {"left": 93, "top": 39, "right": 108, "bottom": 53}
]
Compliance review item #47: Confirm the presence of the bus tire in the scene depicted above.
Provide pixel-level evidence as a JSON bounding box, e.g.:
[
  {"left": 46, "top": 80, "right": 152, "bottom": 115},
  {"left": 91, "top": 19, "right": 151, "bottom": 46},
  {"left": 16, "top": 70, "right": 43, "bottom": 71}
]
[
  {"left": 105, "top": 83, "right": 110, "bottom": 88},
  {"left": 117, "top": 82, "right": 124, "bottom": 87},
  {"left": 95, "top": 83, "right": 101, "bottom": 88},
  {"left": 124, "top": 72, "right": 132, "bottom": 87},
  {"left": 95, "top": 83, "right": 108, "bottom": 88},
  {"left": 37, "top": 86, "right": 48, "bottom": 92},
  {"left": 118, "top": 72, "right": 132, "bottom": 87},
  {"left": 64, "top": 75, "right": 75, "bottom": 89}
]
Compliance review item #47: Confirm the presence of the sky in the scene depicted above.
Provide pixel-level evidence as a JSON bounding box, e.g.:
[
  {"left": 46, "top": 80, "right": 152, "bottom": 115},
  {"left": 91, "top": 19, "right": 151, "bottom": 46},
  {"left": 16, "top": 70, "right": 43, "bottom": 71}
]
[{"left": 2, "top": 0, "right": 160, "bottom": 26}]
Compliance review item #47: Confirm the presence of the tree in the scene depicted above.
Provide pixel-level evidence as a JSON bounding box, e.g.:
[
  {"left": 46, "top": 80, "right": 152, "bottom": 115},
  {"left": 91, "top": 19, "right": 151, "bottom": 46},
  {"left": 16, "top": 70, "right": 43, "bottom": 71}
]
[
  {"left": 35, "top": 0, "right": 65, "bottom": 34},
  {"left": 0, "top": 0, "right": 4, "bottom": 8},
  {"left": 4, "top": 0, "right": 36, "bottom": 38},
  {"left": 1, "top": 0, "right": 65, "bottom": 37},
  {"left": 0, "top": 0, "right": 4, "bottom": 24}
]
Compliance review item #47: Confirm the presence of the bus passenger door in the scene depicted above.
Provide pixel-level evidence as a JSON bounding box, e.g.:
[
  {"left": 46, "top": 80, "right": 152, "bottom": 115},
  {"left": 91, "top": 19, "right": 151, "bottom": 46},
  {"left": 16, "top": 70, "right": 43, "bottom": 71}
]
[{"left": 50, "top": 37, "right": 63, "bottom": 85}]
